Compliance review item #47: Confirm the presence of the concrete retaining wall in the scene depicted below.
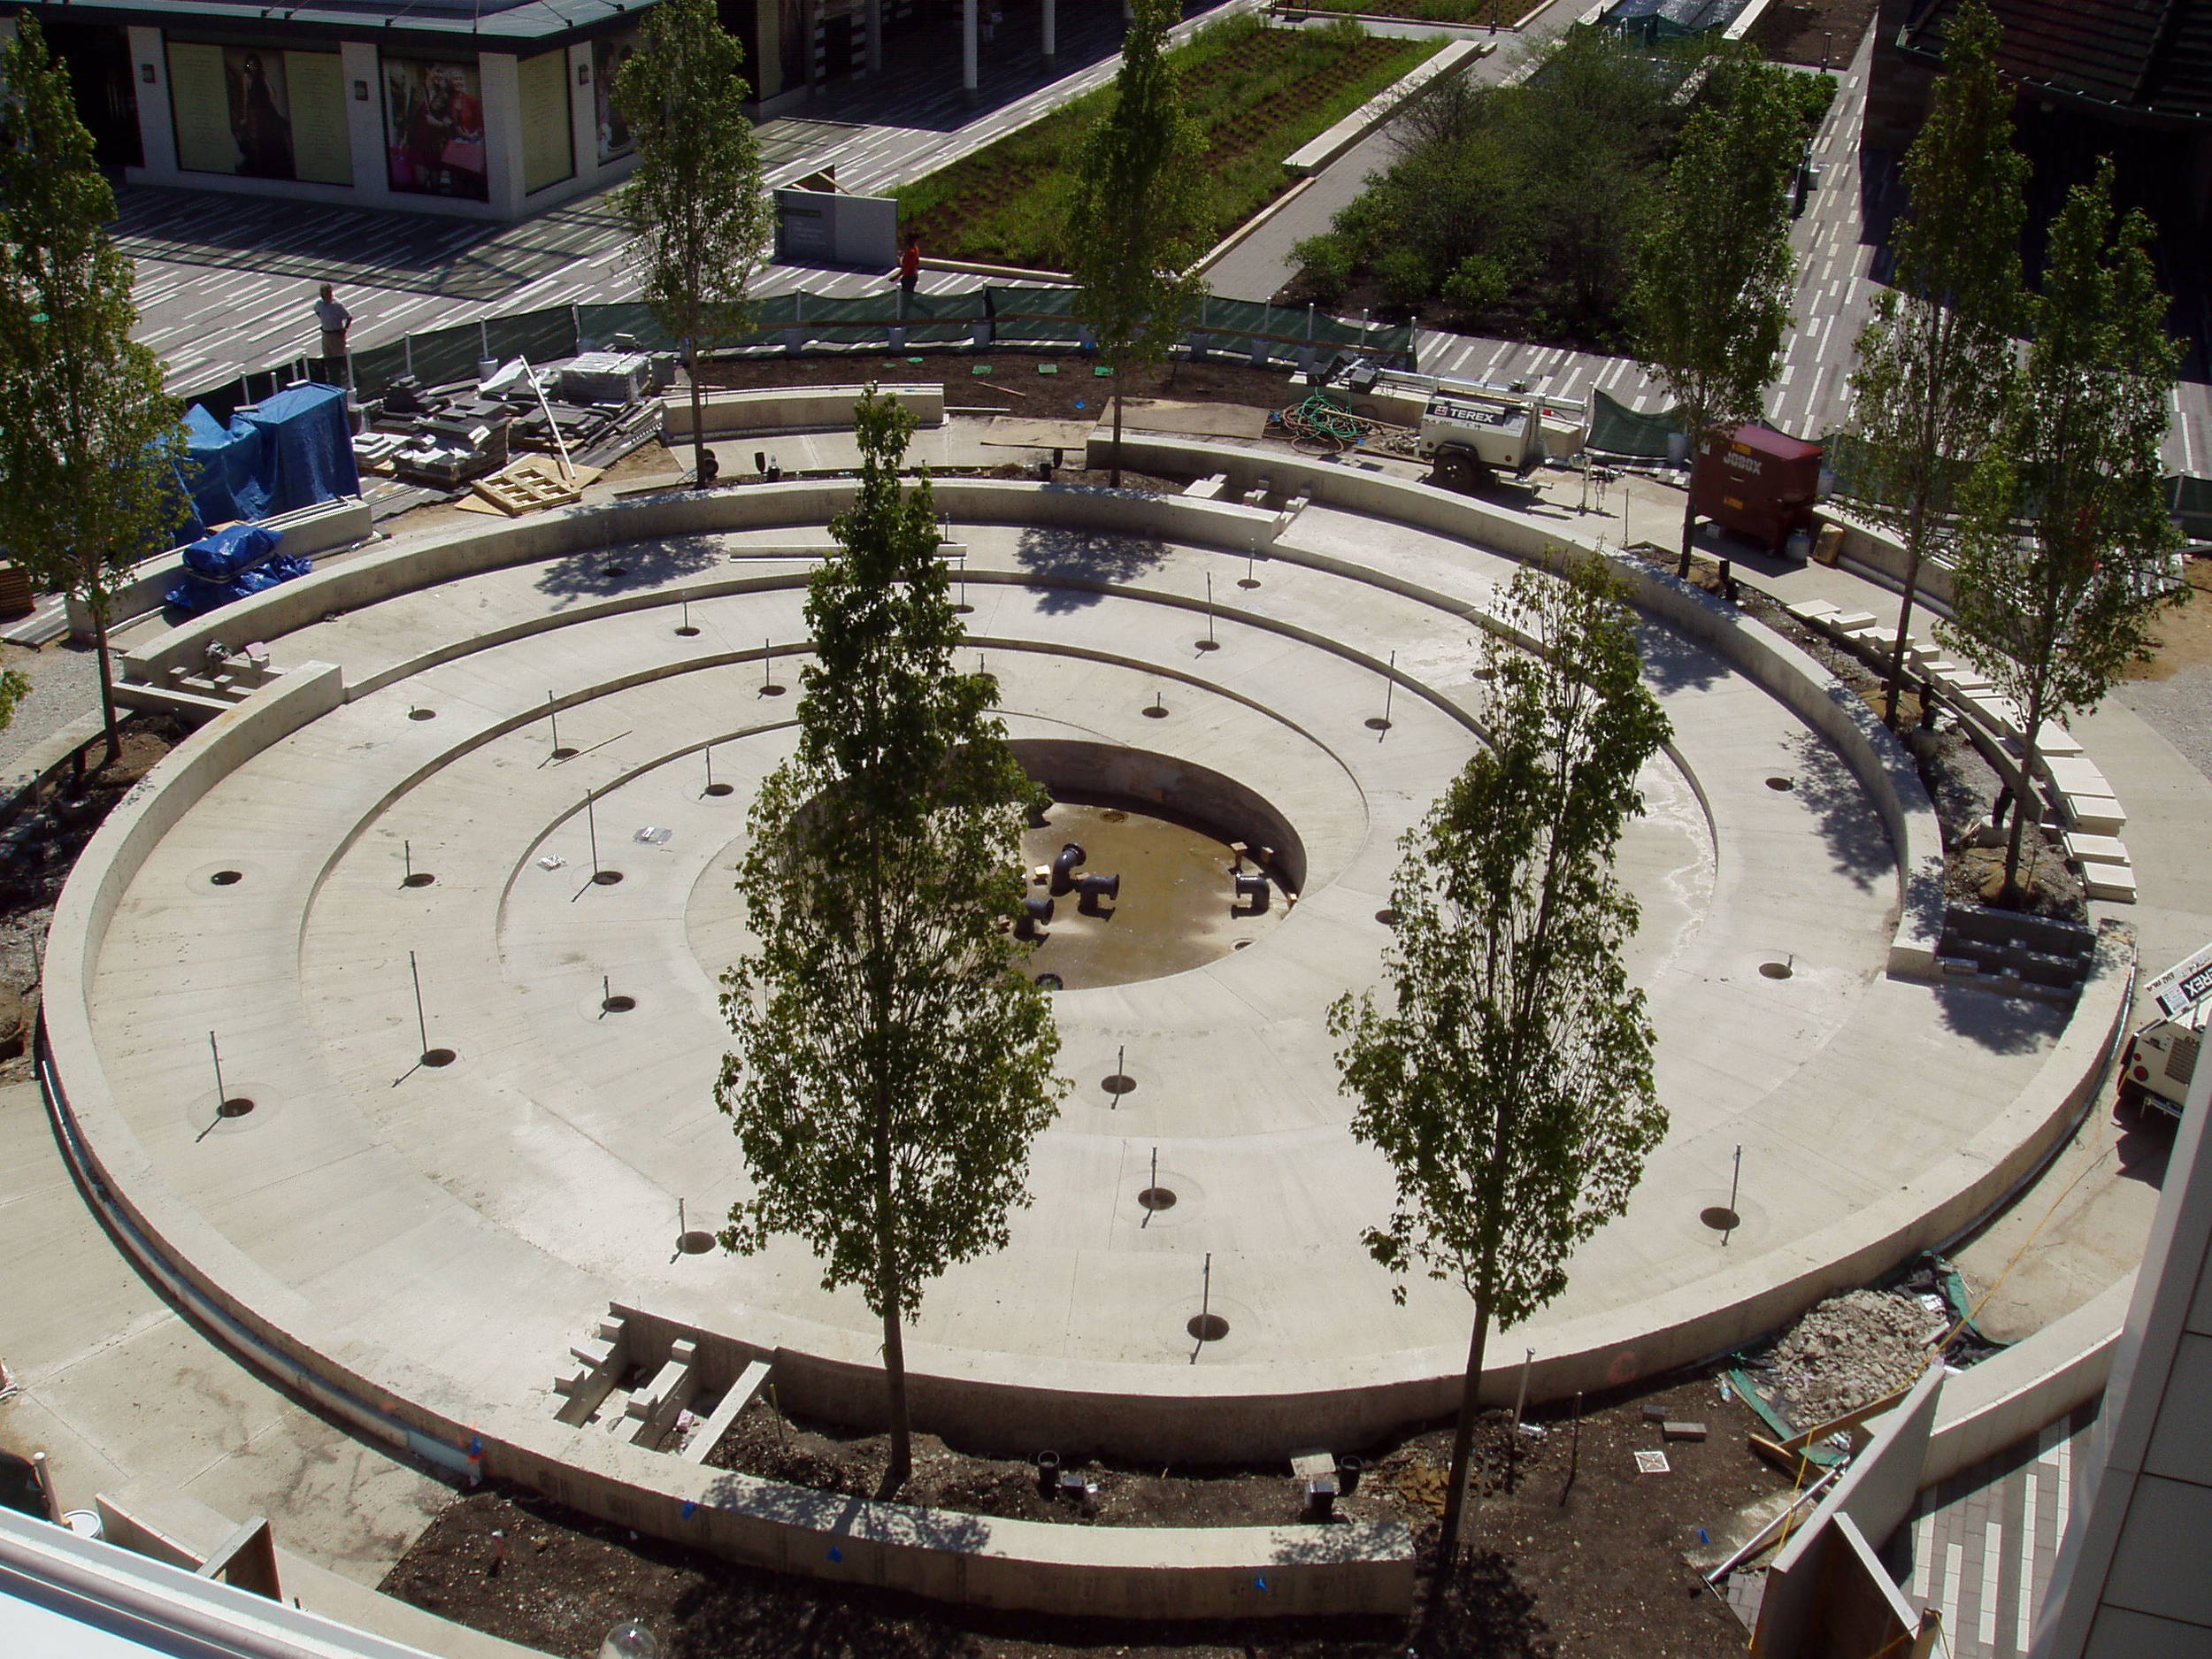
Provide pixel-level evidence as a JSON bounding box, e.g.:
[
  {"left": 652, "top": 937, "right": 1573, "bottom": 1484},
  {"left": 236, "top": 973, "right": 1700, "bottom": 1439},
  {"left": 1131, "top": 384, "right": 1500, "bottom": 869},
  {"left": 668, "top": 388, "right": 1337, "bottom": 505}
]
[
  {"left": 1092, "top": 433, "right": 1947, "bottom": 976},
  {"left": 44, "top": 461, "right": 2136, "bottom": 1607},
  {"left": 662, "top": 383, "right": 945, "bottom": 441}
]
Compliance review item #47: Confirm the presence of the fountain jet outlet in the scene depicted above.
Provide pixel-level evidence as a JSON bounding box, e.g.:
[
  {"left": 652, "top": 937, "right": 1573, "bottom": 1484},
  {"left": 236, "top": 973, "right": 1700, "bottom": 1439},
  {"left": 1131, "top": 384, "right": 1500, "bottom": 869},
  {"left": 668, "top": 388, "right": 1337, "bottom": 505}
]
[
  {"left": 1234, "top": 872, "right": 1271, "bottom": 912},
  {"left": 1075, "top": 872, "right": 1120, "bottom": 902},
  {"left": 1050, "top": 842, "right": 1087, "bottom": 895},
  {"left": 1022, "top": 895, "right": 1056, "bottom": 927}
]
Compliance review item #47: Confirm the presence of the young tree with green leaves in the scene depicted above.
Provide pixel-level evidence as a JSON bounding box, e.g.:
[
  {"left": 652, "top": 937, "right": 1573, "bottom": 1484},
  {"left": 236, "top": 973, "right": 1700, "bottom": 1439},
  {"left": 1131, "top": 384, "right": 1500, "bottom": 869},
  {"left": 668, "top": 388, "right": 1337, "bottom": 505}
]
[
  {"left": 615, "top": 0, "right": 772, "bottom": 485},
  {"left": 1064, "top": 0, "right": 1210, "bottom": 486},
  {"left": 1331, "top": 559, "right": 1671, "bottom": 1568},
  {"left": 718, "top": 392, "right": 1066, "bottom": 1498},
  {"left": 1942, "top": 161, "right": 2188, "bottom": 906},
  {"left": 1845, "top": 0, "right": 2025, "bottom": 727},
  {"left": 1628, "top": 54, "right": 1801, "bottom": 586},
  {"left": 0, "top": 16, "right": 184, "bottom": 760}
]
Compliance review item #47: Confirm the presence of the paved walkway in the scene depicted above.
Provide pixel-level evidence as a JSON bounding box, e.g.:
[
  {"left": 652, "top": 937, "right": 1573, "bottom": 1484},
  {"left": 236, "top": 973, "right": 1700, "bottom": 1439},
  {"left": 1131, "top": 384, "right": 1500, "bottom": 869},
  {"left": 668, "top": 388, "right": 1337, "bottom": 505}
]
[
  {"left": 1891, "top": 1406, "right": 2100, "bottom": 1658},
  {"left": 126, "top": 1, "right": 1254, "bottom": 394}
]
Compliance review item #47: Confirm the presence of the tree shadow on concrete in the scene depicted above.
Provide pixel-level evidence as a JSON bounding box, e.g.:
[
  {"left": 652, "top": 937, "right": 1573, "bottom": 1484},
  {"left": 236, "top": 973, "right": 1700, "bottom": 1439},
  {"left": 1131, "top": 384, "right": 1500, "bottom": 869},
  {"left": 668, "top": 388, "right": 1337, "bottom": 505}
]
[
  {"left": 533, "top": 534, "right": 726, "bottom": 611},
  {"left": 1634, "top": 619, "right": 1725, "bottom": 697},
  {"left": 1783, "top": 727, "right": 1896, "bottom": 893},
  {"left": 1928, "top": 981, "right": 2068, "bottom": 1056},
  {"left": 1013, "top": 524, "right": 1171, "bottom": 613}
]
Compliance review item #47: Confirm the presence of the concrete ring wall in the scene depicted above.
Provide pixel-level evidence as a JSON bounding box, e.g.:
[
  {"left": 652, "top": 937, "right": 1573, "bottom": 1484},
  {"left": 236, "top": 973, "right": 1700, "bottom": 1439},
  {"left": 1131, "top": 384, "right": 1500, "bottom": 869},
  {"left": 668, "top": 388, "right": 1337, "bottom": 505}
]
[{"left": 41, "top": 454, "right": 2131, "bottom": 1615}]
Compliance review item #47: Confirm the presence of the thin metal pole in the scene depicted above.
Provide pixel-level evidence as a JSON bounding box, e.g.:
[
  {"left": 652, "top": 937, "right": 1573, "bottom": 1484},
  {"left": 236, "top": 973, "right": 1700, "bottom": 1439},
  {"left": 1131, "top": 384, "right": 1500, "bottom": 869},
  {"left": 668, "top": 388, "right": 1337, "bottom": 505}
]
[
  {"left": 403, "top": 841, "right": 413, "bottom": 884},
  {"left": 764, "top": 640, "right": 773, "bottom": 689},
  {"left": 1205, "top": 573, "right": 1215, "bottom": 645},
  {"left": 210, "top": 1031, "right": 227, "bottom": 1107},
  {"left": 1728, "top": 1144, "right": 1743, "bottom": 1213},
  {"left": 586, "top": 790, "right": 601, "bottom": 876},
  {"left": 1191, "top": 1252, "right": 1212, "bottom": 1365},
  {"left": 1383, "top": 650, "right": 1396, "bottom": 724},
  {"left": 704, "top": 746, "right": 714, "bottom": 793},
  {"left": 547, "top": 691, "right": 560, "bottom": 757},
  {"left": 409, "top": 951, "right": 429, "bottom": 1053}
]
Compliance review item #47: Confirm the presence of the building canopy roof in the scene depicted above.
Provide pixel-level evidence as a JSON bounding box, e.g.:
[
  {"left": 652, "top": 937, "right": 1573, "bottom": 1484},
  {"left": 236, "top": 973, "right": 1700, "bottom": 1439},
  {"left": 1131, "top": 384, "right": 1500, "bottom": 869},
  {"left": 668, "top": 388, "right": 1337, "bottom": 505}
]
[
  {"left": 11, "top": 0, "right": 643, "bottom": 50},
  {"left": 1901, "top": 0, "right": 2212, "bottom": 126}
]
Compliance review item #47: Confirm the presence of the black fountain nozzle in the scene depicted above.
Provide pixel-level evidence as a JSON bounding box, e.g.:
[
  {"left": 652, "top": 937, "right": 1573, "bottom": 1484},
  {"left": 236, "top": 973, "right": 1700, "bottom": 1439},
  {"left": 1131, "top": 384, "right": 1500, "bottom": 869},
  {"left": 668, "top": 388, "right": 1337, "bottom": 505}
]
[
  {"left": 1234, "top": 871, "right": 1271, "bottom": 914},
  {"left": 1075, "top": 872, "right": 1120, "bottom": 902},
  {"left": 1022, "top": 895, "right": 1056, "bottom": 926},
  {"left": 1050, "top": 841, "right": 1087, "bottom": 896}
]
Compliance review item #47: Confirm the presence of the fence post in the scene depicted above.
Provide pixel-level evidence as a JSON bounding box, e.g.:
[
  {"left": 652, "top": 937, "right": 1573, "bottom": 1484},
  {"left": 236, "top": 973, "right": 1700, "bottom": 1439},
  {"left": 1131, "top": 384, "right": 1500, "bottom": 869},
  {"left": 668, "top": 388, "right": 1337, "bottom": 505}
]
[
  {"left": 571, "top": 303, "right": 583, "bottom": 356},
  {"left": 403, "top": 333, "right": 415, "bottom": 380}
]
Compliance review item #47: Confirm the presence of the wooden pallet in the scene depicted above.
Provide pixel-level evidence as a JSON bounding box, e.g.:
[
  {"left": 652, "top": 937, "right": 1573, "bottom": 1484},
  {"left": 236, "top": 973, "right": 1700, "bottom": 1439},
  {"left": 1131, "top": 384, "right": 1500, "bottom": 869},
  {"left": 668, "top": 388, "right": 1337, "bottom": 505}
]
[{"left": 471, "top": 463, "right": 583, "bottom": 516}]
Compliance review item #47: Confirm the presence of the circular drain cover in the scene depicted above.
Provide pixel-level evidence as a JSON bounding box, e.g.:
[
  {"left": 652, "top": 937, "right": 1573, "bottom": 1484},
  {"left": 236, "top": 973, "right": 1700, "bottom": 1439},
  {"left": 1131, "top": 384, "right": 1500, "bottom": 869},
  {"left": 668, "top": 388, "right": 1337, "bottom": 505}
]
[
  {"left": 678, "top": 1231, "right": 716, "bottom": 1256},
  {"left": 1701, "top": 1206, "right": 1740, "bottom": 1232},
  {"left": 403, "top": 872, "right": 436, "bottom": 888},
  {"left": 601, "top": 995, "right": 637, "bottom": 1014},
  {"left": 1187, "top": 1313, "right": 1229, "bottom": 1342},
  {"left": 1767, "top": 776, "right": 1794, "bottom": 791},
  {"left": 217, "top": 1097, "right": 256, "bottom": 1119},
  {"left": 1138, "top": 1187, "right": 1176, "bottom": 1212},
  {"left": 1760, "top": 961, "right": 1793, "bottom": 979},
  {"left": 420, "top": 1048, "right": 457, "bottom": 1069},
  {"left": 211, "top": 870, "right": 243, "bottom": 887}
]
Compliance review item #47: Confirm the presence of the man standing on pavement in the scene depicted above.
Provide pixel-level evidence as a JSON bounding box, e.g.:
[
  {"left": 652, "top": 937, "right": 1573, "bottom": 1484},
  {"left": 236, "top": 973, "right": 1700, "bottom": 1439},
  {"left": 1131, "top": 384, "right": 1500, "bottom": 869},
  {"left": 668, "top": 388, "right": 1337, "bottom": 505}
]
[{"left": 314, "top": 283, "right": 352, "bottom": 376}]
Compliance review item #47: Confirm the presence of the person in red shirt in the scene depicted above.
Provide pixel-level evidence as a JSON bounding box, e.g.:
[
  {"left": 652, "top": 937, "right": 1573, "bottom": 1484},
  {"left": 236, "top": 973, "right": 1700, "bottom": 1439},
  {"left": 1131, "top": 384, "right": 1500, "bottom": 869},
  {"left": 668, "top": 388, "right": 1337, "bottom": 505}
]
[{"left": 896, "top": 235, "right": 922, "bottom": 317}]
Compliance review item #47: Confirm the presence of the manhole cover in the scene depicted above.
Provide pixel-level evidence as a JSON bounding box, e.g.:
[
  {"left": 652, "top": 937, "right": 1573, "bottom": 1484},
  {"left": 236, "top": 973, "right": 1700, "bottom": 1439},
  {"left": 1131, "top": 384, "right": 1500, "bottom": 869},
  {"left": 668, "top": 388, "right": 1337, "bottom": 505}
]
[
  {"left": 403, "top": 872, "right": 436, "bottom": 888},
  {"left": 420, "top": 1048, "right": 457, "bottom": 1068},
  {"left": 601, "top": 565, "right": 628, "bottom": 579},
  {"left": 1767, "top": 776, "right": 1794, "bottom": 791},
  {"left": 1034, "top": 972, "right": 1064, "bottom": 990},
  {"left": 551, "top": 746, "right": 580, "bottom": 761},
  {"left": 592, "top": 870, "right": 625, "bottom": 886},
  {"left": 759, "top": 683, "right": 787, "bottom": 697},
  {"left": 1194, "top": 639, "right": 1221, "bottom": 654},
  {"left": 1102, "top": 1073, "right": 1136, "bottom": 1096},
  {"left": 675, "top": 626, "right": 702, "bottom": 638},
  {"left": 703, "top": 782, "right": 735, "bottom": 797},
  {"left": 211, "top": 870, "right": 243, "bottom": 887},
  {"left": 1142, "top": 703, "right": 1169, "bottom": 718},
  {"left": 1760, "top": 960, "right": 1793, "bottom": 979},
  {"left": 1701, "top": 1206, "right": 1740, "bottom": 1232},
  {"left": 216, "top": 1097, "right": 256, "bottom": 1119},
  {"left": 1138, "top": 1187, "right": 1176, "bottom": 1212},
  {"left": 408, "top": 708, "right": 435, "bottom": 721},
  {"left": 1187, "top": 1313, "right": 1229, "bottom": 1342},
  {"left": 1375, "top": 908, "right": 1399, "bottom": 927},
  {"left": 1365, "top": 717, "right": 1394, "bottom": 732},
  {"left": 678, "top": 1230, "right": 716, "bottom": 1256},
  {"left": 601, "top": 994, "right": 637, "bottom": 1014}
]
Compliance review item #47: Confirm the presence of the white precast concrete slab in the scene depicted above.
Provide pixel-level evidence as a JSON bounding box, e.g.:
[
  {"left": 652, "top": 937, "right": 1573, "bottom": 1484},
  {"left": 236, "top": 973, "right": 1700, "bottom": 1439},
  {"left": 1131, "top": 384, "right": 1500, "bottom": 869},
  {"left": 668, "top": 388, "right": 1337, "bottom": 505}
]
[{"left": 69, "top": 488, "right": 2080, "bottom": 1451}]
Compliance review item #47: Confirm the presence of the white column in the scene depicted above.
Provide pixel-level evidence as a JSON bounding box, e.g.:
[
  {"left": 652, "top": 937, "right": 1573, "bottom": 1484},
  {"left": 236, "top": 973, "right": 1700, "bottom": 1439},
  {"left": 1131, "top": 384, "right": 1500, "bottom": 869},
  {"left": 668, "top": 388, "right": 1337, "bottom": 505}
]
[
  {"left": 125, "top": 26, "right": 176, "bottom": 180},
  {"left": 477, "top": 51, "right": 527, "bottom": 220},
  {"left": 340, "top": 41, "right": 388, "bottom": 206},
  {"left": 569, "top": 43, "right": 597, "bottom": 180},
  {"left": 963, "top": 0, "right": 979, "bottom": 95},
  {"left": 1041, "top": 0, "right": 1056, "bottom": 64}
]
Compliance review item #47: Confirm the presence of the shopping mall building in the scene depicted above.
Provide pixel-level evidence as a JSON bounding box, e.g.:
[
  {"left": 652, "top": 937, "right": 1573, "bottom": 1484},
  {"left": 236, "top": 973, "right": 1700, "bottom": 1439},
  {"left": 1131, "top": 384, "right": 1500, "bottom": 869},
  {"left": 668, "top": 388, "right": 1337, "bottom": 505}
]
[{"left": 0, "top": 0, "right": 1069, "bottom": 221}]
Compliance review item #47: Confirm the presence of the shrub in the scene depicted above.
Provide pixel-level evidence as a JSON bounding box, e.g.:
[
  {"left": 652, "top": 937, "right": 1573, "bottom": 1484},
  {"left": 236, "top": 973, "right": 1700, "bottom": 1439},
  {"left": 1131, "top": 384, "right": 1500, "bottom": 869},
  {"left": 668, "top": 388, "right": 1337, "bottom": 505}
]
[
  {"left": 1442, "top": 253, "right": 1512, "bottom": 312},
  {"left": 1376, "top": 244, "right": 1438, "bottom": 309},
  {"left": 1293, "top": 231, "right": 1357, "bottom": 302}
]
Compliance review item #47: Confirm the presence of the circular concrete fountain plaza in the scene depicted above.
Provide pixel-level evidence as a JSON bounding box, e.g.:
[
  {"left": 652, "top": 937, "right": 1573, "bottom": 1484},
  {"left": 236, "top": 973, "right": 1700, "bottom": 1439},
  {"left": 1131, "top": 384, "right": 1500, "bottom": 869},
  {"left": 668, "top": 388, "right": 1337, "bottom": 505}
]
[{"left": 65, "top": 473, "right": 2072, "bottom": 1451}]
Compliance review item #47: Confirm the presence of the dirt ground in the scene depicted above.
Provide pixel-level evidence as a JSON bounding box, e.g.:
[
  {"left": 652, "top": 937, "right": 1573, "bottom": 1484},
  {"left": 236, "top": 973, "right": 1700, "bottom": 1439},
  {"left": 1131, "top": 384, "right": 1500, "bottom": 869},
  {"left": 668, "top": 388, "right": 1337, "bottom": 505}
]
[
  {"left": 1747, "top": 0, "right": 1879, "bottom": 66},
  {"left": 2124, "top": 557, "right": 2212, "bottom": 679},
  {"left": 382, "top": 1370, "right": 1786, "bottom": 1659},
  {"left": 0, "top": 717, "right": 181, "bottom": 1084}
]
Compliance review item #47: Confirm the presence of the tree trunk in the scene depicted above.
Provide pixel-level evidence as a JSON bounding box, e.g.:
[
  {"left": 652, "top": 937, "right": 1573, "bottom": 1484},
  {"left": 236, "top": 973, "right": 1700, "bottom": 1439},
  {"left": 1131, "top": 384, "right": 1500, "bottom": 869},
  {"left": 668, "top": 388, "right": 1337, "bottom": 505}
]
[
  {"left": 1110, "top": 367, "right": 1125, "bottom": 489},
  {"left": 872, "top": 1077, "right": 912, "bottom": 1498},
  {"left": 90, "top": 590, "right": 119, "bottom": 765},
  {"left": 687, "top": 337, "right": 708, "bottom": 485},
  {"left": 2000, "top": 680, "right": 2048, "bottom": 907},
  {"left": 1436, "top": 1295, "right": 1494, "bottom": 1569},
  {"left": 1883, "top": 500, "right": 1929, "bottom": 728}
]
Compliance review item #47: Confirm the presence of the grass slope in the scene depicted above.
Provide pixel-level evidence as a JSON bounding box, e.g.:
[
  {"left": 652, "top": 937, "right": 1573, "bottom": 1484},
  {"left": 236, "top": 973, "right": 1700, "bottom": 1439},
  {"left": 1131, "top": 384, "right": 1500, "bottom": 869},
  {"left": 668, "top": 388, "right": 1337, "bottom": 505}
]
[{"left": 895, "top": 19, "right": 1440, "bottom": 271}]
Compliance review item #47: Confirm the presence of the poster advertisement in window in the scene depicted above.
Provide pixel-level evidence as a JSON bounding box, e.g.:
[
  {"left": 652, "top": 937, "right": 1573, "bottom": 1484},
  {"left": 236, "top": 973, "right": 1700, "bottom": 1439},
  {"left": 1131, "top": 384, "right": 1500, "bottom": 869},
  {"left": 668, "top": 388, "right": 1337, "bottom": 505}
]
[
  {"left": 518, "top": 50, "right": 573, "bottom": 195},
  {"left": 382, "top": 55, "right": 487, "bottom": 200},
  {"left": 593, "top": 27, "right": 640, "bottom": 164},
  {"left": 167, "top": 41, "right": 296, "bottom": 180}
]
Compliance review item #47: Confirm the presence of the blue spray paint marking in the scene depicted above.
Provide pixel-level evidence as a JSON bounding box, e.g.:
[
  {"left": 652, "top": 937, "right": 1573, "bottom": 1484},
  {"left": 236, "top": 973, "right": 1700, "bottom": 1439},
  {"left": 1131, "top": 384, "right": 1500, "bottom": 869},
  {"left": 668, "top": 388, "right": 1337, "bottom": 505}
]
[
  {"left": 827, "top": 1546, "right": 843, "bottom": 1563},
  {"left": 681, "top": 1501, "right": 697, "bottom": 1520}
]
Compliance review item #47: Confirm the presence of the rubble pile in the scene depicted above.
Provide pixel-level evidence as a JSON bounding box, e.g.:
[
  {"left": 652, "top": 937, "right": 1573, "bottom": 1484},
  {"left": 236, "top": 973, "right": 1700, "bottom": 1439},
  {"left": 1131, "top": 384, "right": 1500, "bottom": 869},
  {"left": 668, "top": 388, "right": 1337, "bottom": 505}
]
[{"left": 1764, "top": 1289, "right": 1946, "bottom": 1428}]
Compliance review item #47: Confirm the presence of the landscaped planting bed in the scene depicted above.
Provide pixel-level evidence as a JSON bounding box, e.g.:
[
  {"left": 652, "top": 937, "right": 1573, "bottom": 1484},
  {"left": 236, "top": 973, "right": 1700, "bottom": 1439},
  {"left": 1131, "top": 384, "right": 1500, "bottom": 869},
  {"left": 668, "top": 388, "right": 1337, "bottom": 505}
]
[
  {"left": 894, "top": 18, "right": 1440, "bottom": 272},
  {"left": 1289, "top": 0, "right": 1520, "bottom": 22}
]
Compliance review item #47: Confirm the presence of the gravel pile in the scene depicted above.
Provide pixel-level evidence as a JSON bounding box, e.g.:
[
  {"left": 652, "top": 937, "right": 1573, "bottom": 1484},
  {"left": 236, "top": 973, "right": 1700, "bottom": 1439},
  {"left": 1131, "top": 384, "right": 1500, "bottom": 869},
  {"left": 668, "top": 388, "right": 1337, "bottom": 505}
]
[{"left": 1765, "top": 1289, "right": 1946, "bottom": 1428}]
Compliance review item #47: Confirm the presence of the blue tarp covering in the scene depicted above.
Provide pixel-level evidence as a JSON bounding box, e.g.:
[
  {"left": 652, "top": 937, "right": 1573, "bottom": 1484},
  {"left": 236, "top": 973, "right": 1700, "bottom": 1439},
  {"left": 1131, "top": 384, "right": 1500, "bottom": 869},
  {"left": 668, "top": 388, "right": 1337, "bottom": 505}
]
[
  {"left": 178, "top": 383, "right": 358, "bottom": 535},
  {"left": 165, "top": 523, "right": 311, "bottom": 617}
]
